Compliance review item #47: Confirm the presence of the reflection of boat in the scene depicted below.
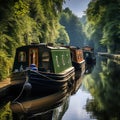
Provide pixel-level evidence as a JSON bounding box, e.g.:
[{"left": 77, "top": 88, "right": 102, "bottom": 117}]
[
  {"left": 62, "top": 46, "right": 85, "bottom": 93},
  {"left": 85, "top": 64, "right": 95, "bottom": 74},
  {"left": 10, "top": 43, "right": 75, "bottom": 97},
  {"left": 10, "top": 90, "right": 68, "bottom": 115},
  {"left": 52, "top": 95, "right": 70, "bottom": 120}
]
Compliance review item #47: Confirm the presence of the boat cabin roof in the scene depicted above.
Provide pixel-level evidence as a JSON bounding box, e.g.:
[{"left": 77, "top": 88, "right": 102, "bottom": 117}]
[
  {"left": 13, "top": 43, "right": 72, "bottom": 74},
  {"left": 61, "top": 45, "right": 84, "bottom": 63},
  {"left": 16, "top": 43, "right": 67, "bottom": 51},
  {"left": 82, "top": 46, "right": 94, "bottom": 52}
]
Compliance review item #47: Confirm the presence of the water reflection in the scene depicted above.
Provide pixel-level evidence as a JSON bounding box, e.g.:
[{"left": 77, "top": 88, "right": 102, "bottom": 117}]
[
  {"left": 83, "top": 56, "right": 120, "bottom": 120},
  {"left": 85, "top": 63, "right": 95, "bottom": 74},
  {"left": 52, "top": 96, "right": 69, "bottom": 120},
  {"left": 0, "top": 102, "right": 12, "bottom": 120},
  {"left": 0, "top": 94, "right": 70, "bottom": 120},
  {"left": 11, "top": 91, "right": 70, "bottom": 120},
  {"left": 62, "top": 88, "right": 94, "bottom": 120},
  {"left": 1, "top": 56, "right": 120, "bottom": 120}
]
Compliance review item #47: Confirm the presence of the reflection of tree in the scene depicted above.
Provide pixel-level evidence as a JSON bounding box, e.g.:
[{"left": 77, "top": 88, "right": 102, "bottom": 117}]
[
  {"left": 52, "top": 96, "right": 70, "bottom": 120},
  {"left": 0, "top": 102, "right": 12, "bottom": 120},
  {"left": 83, "top": 57, "right": 120, "bottom": 120}
]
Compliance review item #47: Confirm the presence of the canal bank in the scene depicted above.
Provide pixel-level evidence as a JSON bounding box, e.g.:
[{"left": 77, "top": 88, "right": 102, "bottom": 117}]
[
  {"left": 0, "top": 78, "right": 11, "bottom": 99},
  {"left": 98, "top": 52, "right": 120, "bottom": 64},
  {"left": 98, "top": 52, "right": 120, "bottom": 61}
]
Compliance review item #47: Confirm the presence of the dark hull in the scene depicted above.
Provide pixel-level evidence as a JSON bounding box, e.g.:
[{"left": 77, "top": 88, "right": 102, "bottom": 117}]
[
  {"left": 10, "top": 90, "right": 68, "bottom": 114},
  {"left": 10, "top": 67, "right": 75, "bottom": 98},
  {"left": 83, "top": 51, "right": 96, "bottom": 65},
  {"left": 72, "top": 60, "right": 85, "bottom": 80},
  {"left": 71, "top": 60, "right": 85, "bottom": 94}
]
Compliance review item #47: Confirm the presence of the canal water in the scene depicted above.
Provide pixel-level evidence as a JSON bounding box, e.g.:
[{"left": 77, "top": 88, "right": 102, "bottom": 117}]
[{"left": 0, "top": 56, "right": 120, "bottom": 120}]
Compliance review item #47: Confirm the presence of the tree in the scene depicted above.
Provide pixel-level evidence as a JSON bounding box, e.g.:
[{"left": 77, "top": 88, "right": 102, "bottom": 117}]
[
  {"left": 55, "top": 25, "right": 70, "bottom": 45},
  {"left": 60, "top": 8, "right": 85, "bottom": 48},
  {"left": 0, "top": 0, "right": 66, "bottom": 80},
  {"left": 86, "top": 0, "right": 120, "bottom": 53}
]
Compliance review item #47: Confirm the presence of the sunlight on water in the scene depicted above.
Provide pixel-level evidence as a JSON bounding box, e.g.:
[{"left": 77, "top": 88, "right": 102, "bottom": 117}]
[{"left": 62, "top": 85, "right": 96, "bottom": 120}]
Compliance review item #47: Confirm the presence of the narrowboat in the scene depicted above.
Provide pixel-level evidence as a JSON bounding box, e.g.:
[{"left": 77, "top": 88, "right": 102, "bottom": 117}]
[
  {"left": 10, "top": 43, "right": 75, "bottom": 98},
  {"left": 62, "top": 46, "right": 85, "bottom": 93},
  {"left": 82, "top": 46, "right": 96, "bottom": 65}
]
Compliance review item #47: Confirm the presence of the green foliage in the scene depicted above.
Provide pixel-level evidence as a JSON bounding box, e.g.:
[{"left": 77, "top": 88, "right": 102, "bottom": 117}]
[
  {"left": 55, "top": 25, "right": 70, "bottom": 45},
  {"left": 0, "top": 0, "right": 65, "bottom": 80},
  {"left": 60, "top": 8, "right": 85, "bottom": 48},
  {"left": 13, "top": 0, "right": 29, "bottom": 17},
  {"left": 0, "top": 102, "right": 12, "bottom": 120},
  {"left": 86, "top": 0, "right": 120, "bottom": 53},
  {"left": 87, "top": 1, "right": 106, "bottom": 26},
  {"left": 84, "top": 58, "right": 120, "bottom": 120},
  {"left": 0, "top": 33, "right": 14, "bottom": 80},
  {"left": 39, "top": 0, "right": 65, "bottom": 43}
]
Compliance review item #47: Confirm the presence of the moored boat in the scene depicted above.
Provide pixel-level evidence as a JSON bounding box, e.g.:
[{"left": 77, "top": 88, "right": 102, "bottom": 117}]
[
  {"left": 82, "top": 46, "right": 96, "bottom": 74},
  {"left": 82, "top": 45, "right": 96, "bottom": 65},
  {"left": 10, "top": 43, "right": 75, "bottom": 98},
  {"left": 62, "top": 46, "right": 85, "bottom": 93}
]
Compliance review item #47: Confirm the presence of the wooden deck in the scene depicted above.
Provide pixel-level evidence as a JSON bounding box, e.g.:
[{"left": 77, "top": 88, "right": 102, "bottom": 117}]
[
  {"left": 0, "top": 78, "right": 25, "bottom": 98},
  {"left": 0, "top": 78, "right": 11, "bottom": 89},
  {"left": 0, "top": 78, "right": 11, "bottom": 98}
]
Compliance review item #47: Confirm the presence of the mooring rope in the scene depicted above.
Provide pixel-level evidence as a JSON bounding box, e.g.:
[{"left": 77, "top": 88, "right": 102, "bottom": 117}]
[{"left": 12, "top": 75, "right": 29, "bottom": 103}]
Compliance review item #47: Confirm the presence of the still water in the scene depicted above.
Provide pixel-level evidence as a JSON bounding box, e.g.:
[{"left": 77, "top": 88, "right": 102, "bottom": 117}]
[{"left": 0, "top": 56, "right": 120, "bottom": 120}]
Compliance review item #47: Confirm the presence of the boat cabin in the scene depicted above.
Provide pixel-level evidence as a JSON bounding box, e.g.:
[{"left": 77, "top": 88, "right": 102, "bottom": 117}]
[
  {"left": 63, "top": 46, "right": 84, "bottom": 63},
  {"left": 12, "top": 43, "right": 72, "bottom": 74},
  {"left": 69, "top": 46, "right": 84, "bottom": 63},
  {"left": 82, "top": 46, "right": 94, "bottom": 52},
  {"left": 82, "top": 46, "right": 96, "bottom": 64}
]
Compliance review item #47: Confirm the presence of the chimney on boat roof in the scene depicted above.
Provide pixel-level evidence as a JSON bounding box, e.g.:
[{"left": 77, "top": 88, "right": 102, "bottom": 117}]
[
  {"left": 31, "top": 42, "right": 39, "bottom": 45},
  {"left": 39, "top": 43, "right": 47, "bottom": 46},
  {"left": 31, "top": 42, "right": 47, "bottom": 46},
  {"left": 47, "top": 43, "right": 54, "bottom": 46}
]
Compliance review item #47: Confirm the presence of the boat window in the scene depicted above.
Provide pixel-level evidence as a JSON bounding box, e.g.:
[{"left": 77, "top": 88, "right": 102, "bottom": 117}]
[
  {"left": 85, "top": 53, "right": 89, "bottom": 57},
  {"left": 29, "top": 48, "right": 38, "bottom": 67},
  {"left": 78, "top": 55, "right": 81, "bottom": 60},
  {"left": 78, "top": 52, "right": 83, "bottom": 60},
  {"left": 18, "top": 51, "right": 26, "bottom": 62},
  {"left": 42, "top": 52, "right": 50, "bottom": 71}
]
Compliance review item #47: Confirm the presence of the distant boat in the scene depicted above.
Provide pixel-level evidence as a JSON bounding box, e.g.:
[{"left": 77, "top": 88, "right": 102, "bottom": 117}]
[
  {"left": 62, "top": 46, "right": 85, "bottom": 94},
  {"left": 82, "top": 46, "right": 96, "bottom": 74},
  {"left": 82, "top": 46, "right": 96, "bottom": 65},
  {"left": 10, "top": 43, "right": 75, "bottom": 98}
]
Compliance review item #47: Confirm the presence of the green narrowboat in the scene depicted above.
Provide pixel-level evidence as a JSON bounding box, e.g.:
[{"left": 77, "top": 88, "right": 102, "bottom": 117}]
[{"left": 10, "top": 43, "right": 75, "bottom": 97}]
